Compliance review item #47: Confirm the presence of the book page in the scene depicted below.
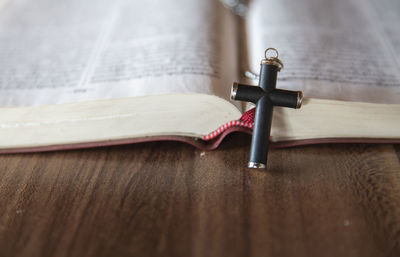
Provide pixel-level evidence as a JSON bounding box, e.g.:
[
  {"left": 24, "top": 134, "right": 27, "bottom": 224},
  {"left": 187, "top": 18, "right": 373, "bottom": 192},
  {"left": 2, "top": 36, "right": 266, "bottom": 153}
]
[
  {"left": 0, "top": 0, "right": 238, "bottom": 107},
  {"left": 247, "top": 0, "right": 400, "bottom": 104},
  {"left": 0, "top": 0, "right": 7, "bottom": 10}
]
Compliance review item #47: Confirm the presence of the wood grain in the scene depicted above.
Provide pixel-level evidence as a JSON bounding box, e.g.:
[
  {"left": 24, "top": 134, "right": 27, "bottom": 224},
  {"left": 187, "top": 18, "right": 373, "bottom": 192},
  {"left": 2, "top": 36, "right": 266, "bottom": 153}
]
[{"left": 0, "top": 134, "right": 399, "bottom": 257}]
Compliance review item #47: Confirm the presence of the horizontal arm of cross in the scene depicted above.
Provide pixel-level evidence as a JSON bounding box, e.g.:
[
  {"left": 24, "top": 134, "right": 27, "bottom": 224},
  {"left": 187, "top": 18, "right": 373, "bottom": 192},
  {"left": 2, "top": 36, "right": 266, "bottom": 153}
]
[{"left": 231, "top": 82, "right": 303, "bottom": 108}]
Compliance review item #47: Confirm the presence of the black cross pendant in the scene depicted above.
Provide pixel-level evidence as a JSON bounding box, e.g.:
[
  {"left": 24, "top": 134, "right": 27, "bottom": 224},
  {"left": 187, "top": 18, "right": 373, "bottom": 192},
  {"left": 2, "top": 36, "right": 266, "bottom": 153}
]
[{"left": 231, "top": 48, "right": 303, "bottom": 169}]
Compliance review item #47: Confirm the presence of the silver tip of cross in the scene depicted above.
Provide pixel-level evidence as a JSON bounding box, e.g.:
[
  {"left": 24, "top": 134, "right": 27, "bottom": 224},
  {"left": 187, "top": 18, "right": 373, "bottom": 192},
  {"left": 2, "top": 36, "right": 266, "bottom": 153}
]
[
  {"left": 297, "top": 91, "right": 303, "bottom": 108},
  {"left": 248, "top": 162, "right": 266, "bottom": 169},
  {"left": 231, "top": 82, "right": 239, "bottom": 100}
]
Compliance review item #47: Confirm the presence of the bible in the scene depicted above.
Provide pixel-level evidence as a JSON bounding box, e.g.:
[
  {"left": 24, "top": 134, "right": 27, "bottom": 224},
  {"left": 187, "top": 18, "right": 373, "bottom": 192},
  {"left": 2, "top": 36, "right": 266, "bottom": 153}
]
[{"left": 0, "top": 0, "right": 399, "bottom": 153}]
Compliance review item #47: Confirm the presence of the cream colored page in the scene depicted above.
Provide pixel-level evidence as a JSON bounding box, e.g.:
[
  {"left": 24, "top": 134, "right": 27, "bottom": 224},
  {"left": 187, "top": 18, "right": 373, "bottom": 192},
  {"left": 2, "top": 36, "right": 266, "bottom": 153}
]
[
  {"left": 0, "top": 0, "right": 237, "bottom": 107},
  {"left": 247, "top": 0, "right": 400, "bottom": 104},
  {"left": 0, "top": 94, "right": 242, "bottom": 148}
]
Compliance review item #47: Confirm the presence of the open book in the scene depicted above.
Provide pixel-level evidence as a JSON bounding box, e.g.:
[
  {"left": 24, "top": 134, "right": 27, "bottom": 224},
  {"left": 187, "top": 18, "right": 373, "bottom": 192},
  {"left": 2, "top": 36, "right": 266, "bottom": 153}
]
[{"left": 0, "top": 0, "right": 399, "bottom": 153}]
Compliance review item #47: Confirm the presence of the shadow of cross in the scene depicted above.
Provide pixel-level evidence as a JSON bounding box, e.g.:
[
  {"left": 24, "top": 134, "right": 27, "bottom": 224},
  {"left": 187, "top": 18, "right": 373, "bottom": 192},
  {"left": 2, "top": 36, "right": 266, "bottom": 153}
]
[{"left": 231, "top": 48, "right": 303, "bottom": 169}]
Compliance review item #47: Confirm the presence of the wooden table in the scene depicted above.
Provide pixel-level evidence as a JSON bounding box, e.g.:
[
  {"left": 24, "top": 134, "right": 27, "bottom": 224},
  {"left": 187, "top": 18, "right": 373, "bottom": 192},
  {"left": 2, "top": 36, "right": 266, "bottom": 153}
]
[{"left": 0, "top": 134, "right": 399, "bottom": 257}]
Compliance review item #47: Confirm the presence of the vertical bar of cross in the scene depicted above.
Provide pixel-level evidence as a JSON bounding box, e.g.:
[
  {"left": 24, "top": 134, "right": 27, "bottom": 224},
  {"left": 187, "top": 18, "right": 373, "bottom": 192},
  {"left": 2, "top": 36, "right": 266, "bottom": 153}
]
[{"left": 248, "top": 62, "right": 278, "bottom": 168}]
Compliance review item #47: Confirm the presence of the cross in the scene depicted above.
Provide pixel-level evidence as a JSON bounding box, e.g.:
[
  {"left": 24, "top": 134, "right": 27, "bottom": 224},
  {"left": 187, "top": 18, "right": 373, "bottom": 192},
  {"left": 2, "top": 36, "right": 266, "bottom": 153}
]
[{"left": 230, "top": 48, "right": 303, "bottom": 169}]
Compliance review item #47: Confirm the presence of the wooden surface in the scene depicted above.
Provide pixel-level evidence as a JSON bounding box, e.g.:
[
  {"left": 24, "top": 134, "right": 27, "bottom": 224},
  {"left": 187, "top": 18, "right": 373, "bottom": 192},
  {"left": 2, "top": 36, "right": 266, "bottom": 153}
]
[{"left": 0, "top": 134, "right": 400, "bottom": 257}]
